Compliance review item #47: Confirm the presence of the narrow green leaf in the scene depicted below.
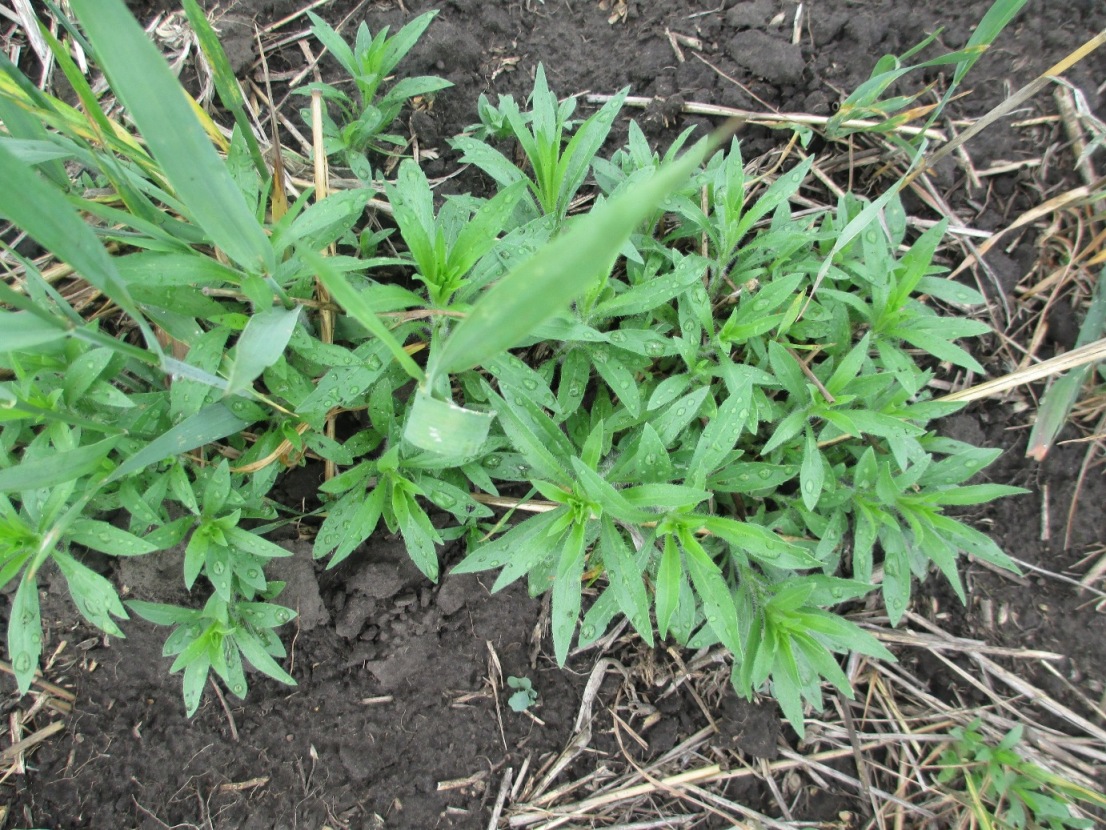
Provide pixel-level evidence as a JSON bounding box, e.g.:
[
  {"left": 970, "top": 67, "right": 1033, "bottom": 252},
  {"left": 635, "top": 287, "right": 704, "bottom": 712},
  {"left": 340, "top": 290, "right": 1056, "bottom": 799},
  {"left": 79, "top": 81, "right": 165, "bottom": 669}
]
[
  {"left": 594, "top": 254, "right": 705, "bottom": 319},
  {"left": 551, "top": 522, "right": 586, "bottom": 666},
  {"left": 688, "top": 383, "right": 751, "bottom": 486},
  {"left": 591, "top": 348, "right": 641, "bottom": 418},
  {"left": 800, "top": 427, "right": 825, "bottom": 512},
  {"left": 569, "top": 458, "right": 653, "bottom": 523},
  {"left": 181, "top": 649, "right": 211, "bottom": 715},
  {"left": 308, "top": 251, "right": 425, "bottom": 382},
  {"left": 767, "top": 340, "right": 807, "bottom": 400},
  {"left": 238, "top": 602, "right": 297, "bottom": 630},
  {"left": 223, "top": 527, "right": 293, "bottom": 560},
  {"left": 8, "top": 575, "right": 42, "bottom": 694},
  {"left": 0, "top": 311, "right": 69, "bottom": 351},
  {"left": 733, "top": 156, "right": 814, "bottom": 241},
  {"left": 485, "top": 385, "right": 573, "bottom": 483},
  {"left": 433, "top": 136, "right": 713, "bottom": 376},
  {"left": 653, "top": 386, "right": 711, "bottom": 446},
  {"left": 107, "top": 403, "right": 250, "bottom": 484},
  {"left": 772, "top": 636, "right": 807, "bottom": 735},
  {"left": 680, "top": 531, "right": 743, "bottom": 658},
  {"left": 314, "top": 486, "right": 383, "bottom": 566},
  {"left": 1027, "top": 266, "right": 1106, "bottom": 460},
  {"left": 54, "top": 550, "right": 127, "bottom": 636},
  {"left": 127, "top": 600, "right": 199, "bottom": 626},
  {"left": 233, "top": 627, "right": 296, "bottom": 685},
  {"left": 599, "top": 518, "right": 653, "bottom": 646},
  {"left": 449, "top": 180, "right": 529, "bottom": 279},
  {"left": 68, "top": 519, "right": 157, "bottom": 557},
  {"left": 225, "top": 305, "right": 302, "bottom": 397},
  {"left": 451, "top": 136, "right": 526, "bottom": 190},
  {"left": 0, "top": 437, "right": 118, "bottom": 493},
  {"left": 655, "top": 536, "right": 682, "bottom": 638},
  {"left": 0, "top": 143, "right": 155, "bottom": 350},
  {"left": 917, "top": 483, "right": 1028, "bottom": 506},
  {"left": 69, "top": 0, "right": 275, "bottom": 274},
  {"left": 394, "top": 489, "right": 442, "bottom": 581},
  {"left": 453, "top": 511, "right": 554, "bottom": 578},
  {"left": 702, "top": 515, "right": 819, "bottom": 570},
  {"left": 180, "top": 0, "right": 268, "bottom": 177}
]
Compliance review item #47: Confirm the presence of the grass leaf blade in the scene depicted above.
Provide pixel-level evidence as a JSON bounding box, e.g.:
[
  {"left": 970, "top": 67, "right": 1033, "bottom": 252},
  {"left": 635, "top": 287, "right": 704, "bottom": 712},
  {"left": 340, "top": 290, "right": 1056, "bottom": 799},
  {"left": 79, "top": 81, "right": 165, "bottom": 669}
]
[
  {"left": 433, "top": 136, "right": 714, "bottom": 376},
  {"left": 68, "top": 0, "right": 275, "bottom": 274}
]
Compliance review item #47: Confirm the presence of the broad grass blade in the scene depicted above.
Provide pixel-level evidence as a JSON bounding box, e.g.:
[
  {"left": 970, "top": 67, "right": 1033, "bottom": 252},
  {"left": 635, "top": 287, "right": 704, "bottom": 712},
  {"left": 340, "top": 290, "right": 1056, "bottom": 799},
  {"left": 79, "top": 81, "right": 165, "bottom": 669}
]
[
  {"left": 1027, "top": 266, "right": 1106, "bottom": 460},
  {"left": 180, "top": 0, "right": 267, "bottom": 178},
  {"left": 953, "top": 0, "right": 1030, "bottom": 86},
  {"left": 106, "top": 403, "right": 250, "bottom": 484},
  {"left": 0, "top": 141, "right": 158, "bottom": 351},
  {"left": 0, "top": 437, "right": 119, "bottom": 492},
  {"left": 68, "top": 0, "right": 275, "bottom": 275},
  {"left": 432, "top": 136, "right": 714, "bottom": 377}
]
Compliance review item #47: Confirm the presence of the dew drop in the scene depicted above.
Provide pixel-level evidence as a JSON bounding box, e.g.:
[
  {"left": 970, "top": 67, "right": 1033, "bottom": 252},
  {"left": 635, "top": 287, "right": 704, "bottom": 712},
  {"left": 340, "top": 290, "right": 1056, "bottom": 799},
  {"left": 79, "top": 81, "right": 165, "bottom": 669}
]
[
  {"left": 246, "top": 568, "right": 261, "bottom": 580},
  {"left": 738, "top": 473, "right": 751, "bottom": 482},
  {"left": 569, "top": 384, "right": 583, "bottom": 396},
  {"left": 13, "top": 653, "right": 32, "bottom": 673},
  {"left": 580, "top": 625, "right": 595, "bottom": 640},
  {"left": 485, "top": 456, "right": 501, "bottom": 468},
  {"left": 436, "top": 493, "right": 457, "bottom": 508},
  {"left": 675, "top": 407, "right": 687, "bottom": 417},
  {"left": 277, "top": 610, "right": 292, "bottom": 623},
  {"left": 211, "top": 561, "right": 226, "bottom": 576},
  {"left": 365, "top": 355, "right": 383, "bottom": 371},
  {"left": 758, "top": 469, "right": 772, "bottom": 479},
  {"left": 233, "top": 684, "right": 246, "bottom": 696},
  {"left": 523, "top": 378, "right": 539, "bottom": 391}
]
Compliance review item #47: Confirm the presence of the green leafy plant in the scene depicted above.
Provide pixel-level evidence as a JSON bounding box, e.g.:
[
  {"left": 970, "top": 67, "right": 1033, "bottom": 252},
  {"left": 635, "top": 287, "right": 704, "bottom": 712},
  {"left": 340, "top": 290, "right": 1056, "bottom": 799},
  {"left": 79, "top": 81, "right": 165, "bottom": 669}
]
[
  {"left": 937, "top": 720, "right": 1106, "bottom": 829},
  {"left": 452, "top": 64, "right": 628, "bottom": 223},
  {"left": 0, "top": 0, "right": 1031, "bottom": 737},
  {"left": 507, "top": 675, "right": 538, "bottom": 712},
  {"left": 294, "top": 11, "right": 451, "bottom": 179}
]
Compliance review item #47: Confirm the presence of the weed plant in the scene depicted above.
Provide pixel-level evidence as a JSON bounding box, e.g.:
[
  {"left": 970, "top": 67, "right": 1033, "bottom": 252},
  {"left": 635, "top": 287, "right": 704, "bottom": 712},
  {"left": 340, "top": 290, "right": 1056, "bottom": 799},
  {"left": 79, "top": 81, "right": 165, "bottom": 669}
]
[
  {"left": 937, "top": 720, "right": 1106, "bottom": 829},
  {"left": 0, "top": 0, "right": 1029, "bottom": 736}
]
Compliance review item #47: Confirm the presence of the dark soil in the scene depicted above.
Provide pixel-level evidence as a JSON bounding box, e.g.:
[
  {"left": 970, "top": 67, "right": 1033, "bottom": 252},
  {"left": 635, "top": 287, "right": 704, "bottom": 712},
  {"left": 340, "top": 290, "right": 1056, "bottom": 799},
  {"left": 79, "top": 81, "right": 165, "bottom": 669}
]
[{"left": 5, "top": 1, "right": 1106, "bottom": 828}]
